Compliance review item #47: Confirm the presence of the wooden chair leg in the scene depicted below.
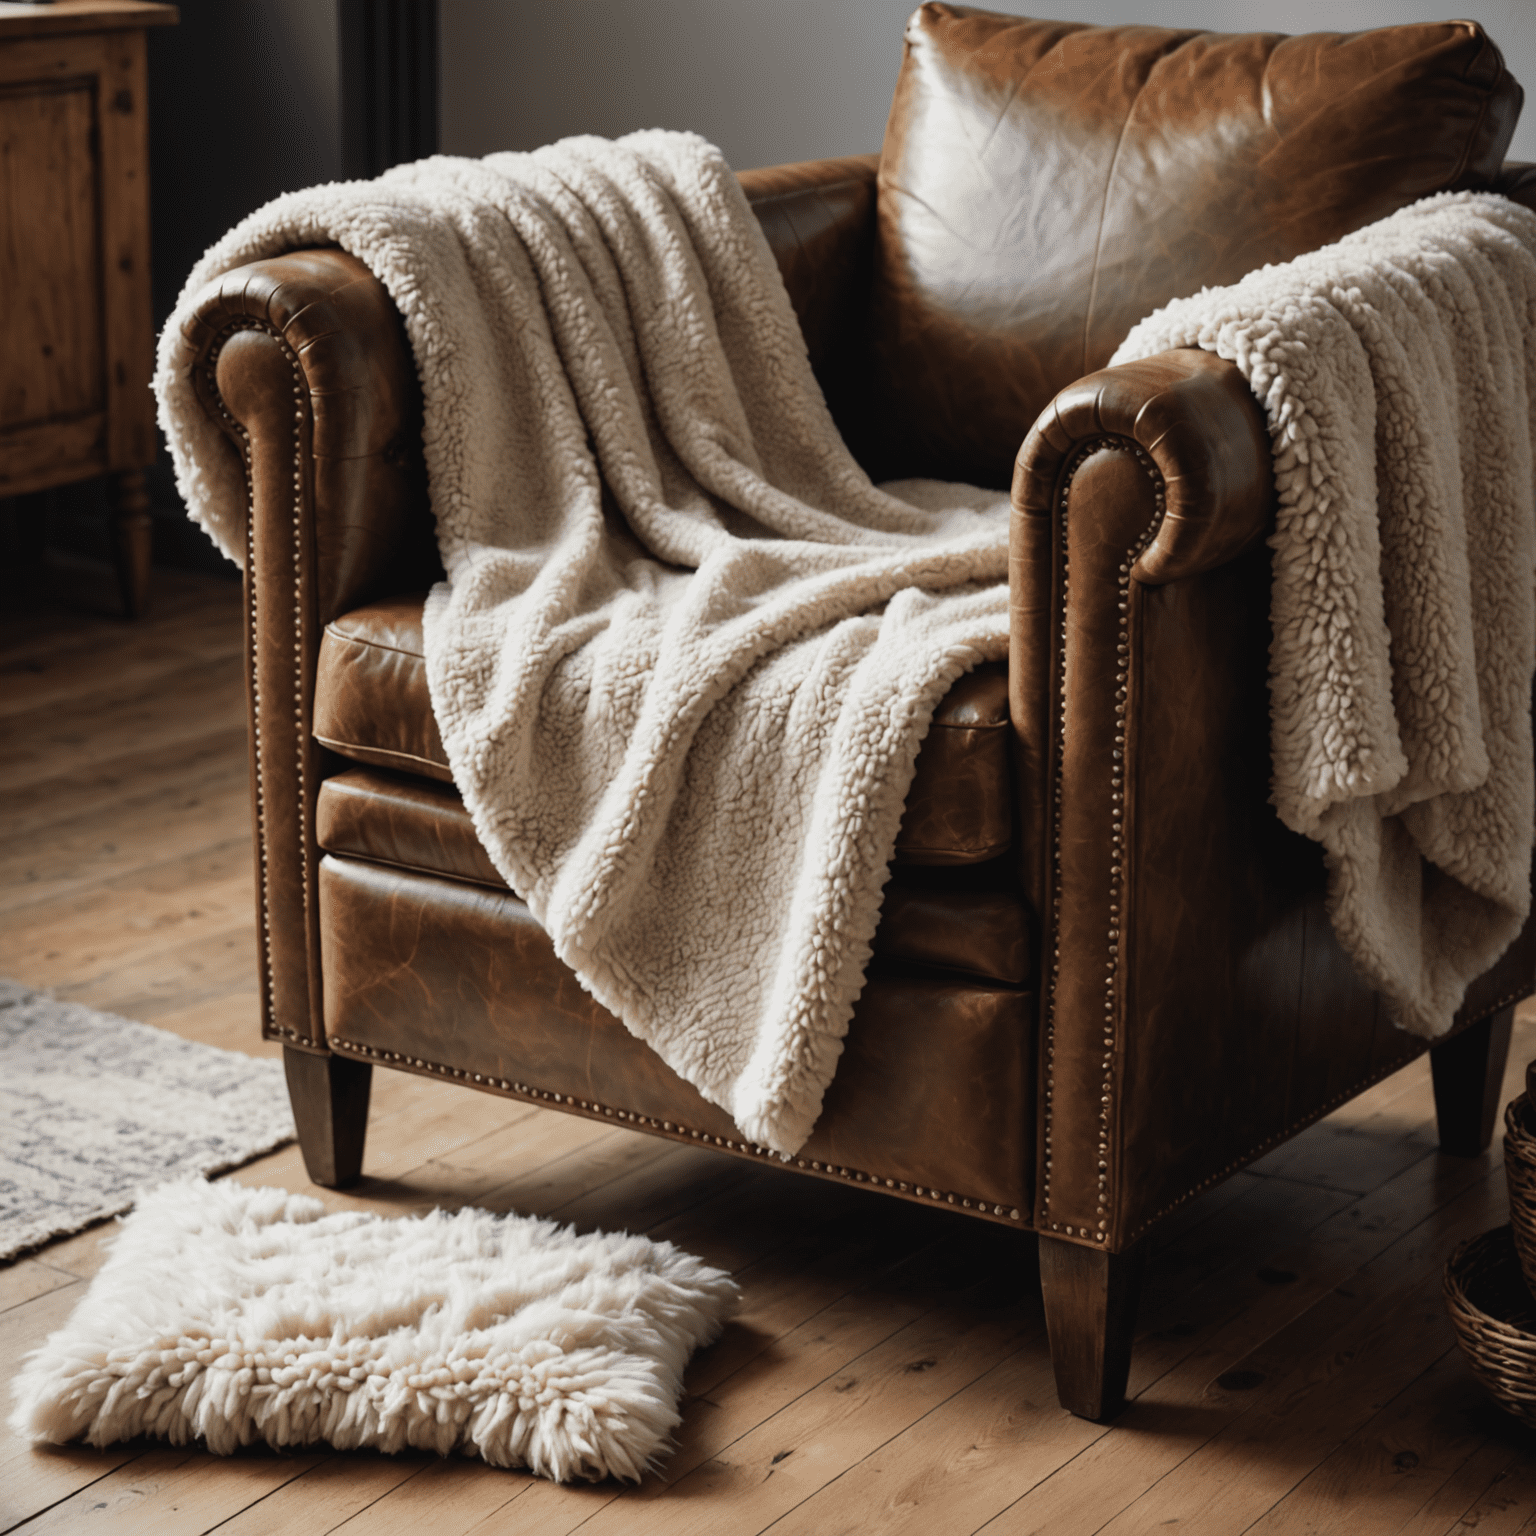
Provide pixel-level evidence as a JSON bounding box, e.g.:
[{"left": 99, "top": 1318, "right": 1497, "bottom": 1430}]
[
  {"left": 1431, "top": 1005, "right": 1514, "bottom": 1158},
  {"left": 1038, "top": 1234, "right": 1145, "bottom": 1421},
  {"left": 284, "top": 1046, "right": 372, "bottom": 1188}
]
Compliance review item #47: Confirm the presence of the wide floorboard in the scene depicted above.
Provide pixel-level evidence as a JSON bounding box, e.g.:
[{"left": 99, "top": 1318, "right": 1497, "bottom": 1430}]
[{"left": 3, "top": 561, "right": 1535, "bottom": 1535}]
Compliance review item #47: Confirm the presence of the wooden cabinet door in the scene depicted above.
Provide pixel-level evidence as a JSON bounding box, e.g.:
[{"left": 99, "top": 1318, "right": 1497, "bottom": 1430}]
[{"left": 0, "top": 29, "right": 154, "bottom": 496}]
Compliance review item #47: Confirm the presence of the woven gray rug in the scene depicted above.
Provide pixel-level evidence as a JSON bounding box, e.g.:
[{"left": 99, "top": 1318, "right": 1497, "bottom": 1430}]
[{"left": 0, "top": 980, "right": 294, "bottom": 1260}]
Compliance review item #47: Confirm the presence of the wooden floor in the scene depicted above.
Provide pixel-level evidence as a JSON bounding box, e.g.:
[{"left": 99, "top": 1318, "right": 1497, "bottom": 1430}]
[{"left": 4, "top": 560, "right": 1536, "bottom": 1535}]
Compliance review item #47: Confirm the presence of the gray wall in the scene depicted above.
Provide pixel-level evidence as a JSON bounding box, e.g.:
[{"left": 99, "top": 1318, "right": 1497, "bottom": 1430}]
[
  {"left": 150, "top": 0, "right": 343, "bottom": 324},
  {"left": 124, "top": 0, "right": 343, "bottom": 572},
  {"left": 441, "top": 0, "right": 1536, "bottom": 168}
]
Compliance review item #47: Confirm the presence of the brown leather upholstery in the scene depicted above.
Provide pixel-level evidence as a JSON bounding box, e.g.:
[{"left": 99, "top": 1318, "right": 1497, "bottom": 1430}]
[
  {"left": 191, "top": 21, "right": 1536, "bottom": 1316},
  {"left": 316, "top": 765, "right": 1034, "bottom": 986},
  {"left": 186, "top": 252, "right": 439, "bottom": 1052},
  {"left": 317, "top": 768, "right": 506, "bottom": 888},
  {"left": 1009, "top": 346, "right": 1533, "bottom": 1248},
  {"left": 1010, "top": 349, "right": 1275, "bottom": 916},
  {"left": 872, "top": 5, "right": 1524, "bottom": 486},
  {"left": 870, "top": 863, "right": 1033, "bottom": 986},
  {"left": 314, "top": 595, "right": 1016, "bottom": 865},
  {"left": 1013, "top": 355, "right": 1284, "bottom": 1244},
  {"left": 313, "top": 597, "right": 453, "bottom": 783},
  {"left": 319, "top": 853, "right": 1034, "bottom": 1219},
  {"left": 185, "top": 251, "right": 440, "bottom": 616}
]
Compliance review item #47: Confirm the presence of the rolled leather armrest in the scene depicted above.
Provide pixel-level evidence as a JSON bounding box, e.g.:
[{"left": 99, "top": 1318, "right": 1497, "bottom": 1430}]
[
  {"left": 1015, "top": 348, "right": 1274, "bottom": 587},
  {"left": 1010, "top": 348, "right": 1284, "bottom": 1252},
  {"left": 184, "top": 249, "right": 436, "bottom": 1055},
  {"left": 1009, "top": 346, "right": 1274, "bottom": 918},
  {"left": 184, "top": 248, "right": 437, "bottom": 618}
]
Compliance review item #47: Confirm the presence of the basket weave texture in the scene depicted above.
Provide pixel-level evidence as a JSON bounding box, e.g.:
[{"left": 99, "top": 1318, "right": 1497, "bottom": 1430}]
[
  {"left": 1444, "top": 1225, "right": 1536, "bottom": 1431},
  {"left": 1505, "top": 1094, "right": 1536, "bottom": 1296}
]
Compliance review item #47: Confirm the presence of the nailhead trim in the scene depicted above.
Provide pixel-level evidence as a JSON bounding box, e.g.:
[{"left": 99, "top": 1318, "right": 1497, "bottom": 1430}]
[
  {"left": 327, "top": 1035, "right": 1025, "bottom": 1224},
  {"left": 242, "top": 451, "right": 274, "bottom": 1027},
  {"left": 266, "top": 1023, "right": 323, "bottom": 1047},
  {"left": 202, "top": 321, "right": 324, "bottom": 1051},
  {"left": 1039, "top": 437, "right": 1165, "bottom": 1244}
]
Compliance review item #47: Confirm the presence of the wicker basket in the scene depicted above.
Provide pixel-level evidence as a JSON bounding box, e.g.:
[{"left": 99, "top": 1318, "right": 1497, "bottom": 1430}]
[
  {"left": 1444, "top": 1226, "right": 1536, "bottom": 1430},
  {"left": 1505, "top": 1095, "right": 1536, "bottom": 1297}
]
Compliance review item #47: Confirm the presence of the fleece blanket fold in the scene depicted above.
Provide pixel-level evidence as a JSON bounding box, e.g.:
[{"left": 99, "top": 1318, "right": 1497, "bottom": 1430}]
[
  {"left": 1115, "top": 191, "right": 1536, "bottom": 1036},
  {"left": 9, "top": 1179, "right": 737, "bottom": 1481},
  {"left": 156, "top": 132, "right": 1013, "bottom": 1154},
  {"left": 156, "top": 135, "right": 1536, "bottom": 1158}
]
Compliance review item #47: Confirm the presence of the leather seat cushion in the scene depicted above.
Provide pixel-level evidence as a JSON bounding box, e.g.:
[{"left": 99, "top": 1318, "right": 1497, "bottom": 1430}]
[
  {"left": 316, "top": 765, "right": 1035, "bottom": 987},
  {"left": 319, "top": 853, "right": 1034, "bottom": 1215},
  {"left": 313, "top": 594, "right": 1015, "bottom": 865},
  {"left": 871, "top": 6, "right": 1523, "bottom": 486}
]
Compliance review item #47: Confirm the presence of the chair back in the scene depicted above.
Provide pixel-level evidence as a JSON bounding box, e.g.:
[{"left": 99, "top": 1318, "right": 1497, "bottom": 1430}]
[{"left": 869, "top": 4, "right": 1524, "bottom": 486}]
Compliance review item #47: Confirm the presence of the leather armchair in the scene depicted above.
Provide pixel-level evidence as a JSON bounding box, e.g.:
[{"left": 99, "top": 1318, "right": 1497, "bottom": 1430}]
[{"left": 180, "top": 8, "right": 1536, "bottom": 1420}]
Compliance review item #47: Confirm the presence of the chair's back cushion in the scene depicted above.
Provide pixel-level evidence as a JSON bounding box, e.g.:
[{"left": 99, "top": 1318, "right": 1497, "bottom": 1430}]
[{"left": 871, "top": 4, "right": 1523, "bottom": 486}]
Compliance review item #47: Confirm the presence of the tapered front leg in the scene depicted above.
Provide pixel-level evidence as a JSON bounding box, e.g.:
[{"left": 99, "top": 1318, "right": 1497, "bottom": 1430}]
[
  {"left": 1038, "top": 1235, "right": 1145, "bottom": 1420},
  {"left": 284, "top": 1047, "right": 372, "bottom": 1188},
  {"left": 1431, "top": 1005, "right": 1514, "bottom": 1158}
]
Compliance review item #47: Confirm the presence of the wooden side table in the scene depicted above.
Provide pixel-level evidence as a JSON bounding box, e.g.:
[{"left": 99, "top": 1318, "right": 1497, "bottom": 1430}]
[{"left": 0, "top": 0, "right": 177, "bottom": 617}]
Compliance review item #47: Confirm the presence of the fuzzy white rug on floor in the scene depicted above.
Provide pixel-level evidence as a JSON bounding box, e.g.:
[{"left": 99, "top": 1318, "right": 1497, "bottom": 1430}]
[
  {"left": 0, "top": 980, "right": 293, "bottom": 1260},
  {"left": 9, "top": 1179, "right": 738, "bottom": 1483}
]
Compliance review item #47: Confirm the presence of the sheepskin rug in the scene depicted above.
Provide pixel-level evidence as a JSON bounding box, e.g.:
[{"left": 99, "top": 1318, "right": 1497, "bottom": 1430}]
[{"left": 9, "top": 1179, "right": 737, "bottom": 1483}]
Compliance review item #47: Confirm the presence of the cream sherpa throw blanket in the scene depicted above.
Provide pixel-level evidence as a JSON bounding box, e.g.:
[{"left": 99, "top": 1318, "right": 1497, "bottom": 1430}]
[
  {"left": 1115, "top": 191, "right": 1536, "bottom": 1037},
  {"left": 9, "top": 1179, "right": 737, "bottom": 1481},
  {"left": 156, "top": 132, "right": 1013, "bottom": 1155},
  {"left": 156, "top": 135, "right": 1536, "bottom": 1153}
]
